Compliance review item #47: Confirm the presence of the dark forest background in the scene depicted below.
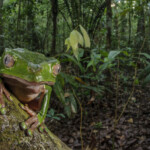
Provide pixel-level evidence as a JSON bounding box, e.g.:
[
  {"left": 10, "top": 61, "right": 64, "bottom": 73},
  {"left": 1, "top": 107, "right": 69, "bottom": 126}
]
[{"left": 1, "top": 0, "right": 150, "bottom": 149}]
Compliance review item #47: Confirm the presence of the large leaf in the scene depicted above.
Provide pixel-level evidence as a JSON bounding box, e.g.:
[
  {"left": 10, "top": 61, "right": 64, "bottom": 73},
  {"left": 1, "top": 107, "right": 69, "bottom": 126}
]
[
  {"left": 69, "top": 30, "right": 79, "bottom": 59},
  {"left": 76, "top": 31, "right": 84, "bottom": 46},
  {"left": 79, "top": 25, "right": 91, "bottom": 48},
  {"left": 108, "top": 51, "right": 120, "bottom": 60},
  {"left": 140, "top": 53, "right": 150, "bottom": 59},
  {"left": 70, "top": 30, "right": 78, "bottom": 49}
]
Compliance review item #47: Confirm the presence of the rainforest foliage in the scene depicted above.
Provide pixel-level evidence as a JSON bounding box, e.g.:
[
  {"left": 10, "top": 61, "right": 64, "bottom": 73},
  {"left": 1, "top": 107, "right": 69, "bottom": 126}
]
[{"left": 1, "top": 0, "right": 150, "bottom": 148}]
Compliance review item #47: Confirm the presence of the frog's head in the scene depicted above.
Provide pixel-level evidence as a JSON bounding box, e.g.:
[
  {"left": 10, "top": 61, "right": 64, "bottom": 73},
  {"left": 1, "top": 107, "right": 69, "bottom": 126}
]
[{"left": 0, "top": 48, "right": 61, "bottom": 84}]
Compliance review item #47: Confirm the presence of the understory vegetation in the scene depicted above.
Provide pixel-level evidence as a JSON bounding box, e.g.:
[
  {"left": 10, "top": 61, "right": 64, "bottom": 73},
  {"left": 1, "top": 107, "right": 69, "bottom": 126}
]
[{"left": 1, "top": 0, "right": 150, "bottom": 149}]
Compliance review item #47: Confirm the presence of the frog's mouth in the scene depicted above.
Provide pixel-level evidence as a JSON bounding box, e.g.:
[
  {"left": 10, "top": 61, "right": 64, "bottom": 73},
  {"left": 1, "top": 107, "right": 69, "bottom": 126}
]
[{"left": 0, "top": 74, "right": 55, "bottom": 86}]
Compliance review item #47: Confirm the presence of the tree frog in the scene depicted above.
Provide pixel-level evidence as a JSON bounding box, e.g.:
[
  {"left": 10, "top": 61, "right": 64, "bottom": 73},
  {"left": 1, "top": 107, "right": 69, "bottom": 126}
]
[{"left": 0, "top": 48, "right": 61, "bottom": 135}]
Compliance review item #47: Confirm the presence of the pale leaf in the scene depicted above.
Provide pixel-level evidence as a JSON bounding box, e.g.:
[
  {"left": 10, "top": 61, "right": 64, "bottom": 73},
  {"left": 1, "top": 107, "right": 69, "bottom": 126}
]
[
  {"left": 65, "top": 38, "right": 71, "bottom": 51},
  {"left": 76, "top": 30, "right": 84, "bottom": 46},
  {"left": 70, "top": 30, "right": 79, "bottom": 50},
  {"left": 79, "top": 25, "right": 91, "bottom": 48}
]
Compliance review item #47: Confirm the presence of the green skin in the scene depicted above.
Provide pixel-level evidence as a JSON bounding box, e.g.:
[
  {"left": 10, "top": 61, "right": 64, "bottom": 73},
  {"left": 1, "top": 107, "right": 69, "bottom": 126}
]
[{"left": 0, "top": 48, "right": 60, "bottom": 134}]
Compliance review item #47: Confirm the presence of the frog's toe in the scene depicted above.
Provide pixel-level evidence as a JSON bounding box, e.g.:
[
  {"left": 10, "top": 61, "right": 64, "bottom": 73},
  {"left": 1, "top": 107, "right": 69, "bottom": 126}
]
[
  {"left": 38, "top": 126, "right": 44, "bottom": 133},
  {"left": 44, "top": 126, "right": 49, "bottom": 133},
  {"left": 0, "top": 107, "right": 6, "bottom": 115},
  {"left": 26, "top": 129, "right": 33, "bottom": 136},
  {"left": 38, "top": 125, "right": 49, "bottom": 134},
  {"left": 20, "top": 122, "right": 28, "bottom": 130}
]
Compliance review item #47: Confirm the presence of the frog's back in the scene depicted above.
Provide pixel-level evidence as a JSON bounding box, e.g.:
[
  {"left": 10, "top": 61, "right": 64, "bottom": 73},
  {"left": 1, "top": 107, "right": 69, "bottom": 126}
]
[{"left": 5, "top": 48, "right": 57, "bottom": 64}]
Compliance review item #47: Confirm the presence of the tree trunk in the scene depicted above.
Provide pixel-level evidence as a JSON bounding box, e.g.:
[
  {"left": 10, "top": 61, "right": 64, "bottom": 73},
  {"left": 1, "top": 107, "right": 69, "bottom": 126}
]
[
  {"left": 50, "top": 0, "right": 58, "bottom": 55},
  {"left": 0, "top": 94, "right": 71, "bottom": 150},
  {"left": 0, "top": 0, "right": 4, "bottom": 54},
  {"left": 106, "top": 0, "right": 112, "bottom": 50},
  {"left": 16, "top": 0, "right": 21, "bottom": 47},
  {"left": 128, "top": 11, "right": 131, "bottom": 46},
  {"left": 114, "top": 14, "right": 120, "bottom": 49},
  {"left": 136, "top": 0, "right": 145, "bottom": 50}
]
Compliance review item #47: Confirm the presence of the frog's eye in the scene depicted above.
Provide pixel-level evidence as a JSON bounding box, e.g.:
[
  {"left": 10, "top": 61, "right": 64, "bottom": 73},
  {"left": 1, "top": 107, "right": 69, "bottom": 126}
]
[
  {"left": 3, "top": 54, "right": 15, "bottom": 68},
  {"left": 53, "top": 64, "right": 61, "bottom": 76}
]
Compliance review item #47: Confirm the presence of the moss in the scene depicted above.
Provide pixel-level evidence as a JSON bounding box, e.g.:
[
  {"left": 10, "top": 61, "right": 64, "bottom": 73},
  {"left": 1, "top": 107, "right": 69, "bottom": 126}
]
[{"left": 0, "top": 94, "right": 71, "bottom": 150}]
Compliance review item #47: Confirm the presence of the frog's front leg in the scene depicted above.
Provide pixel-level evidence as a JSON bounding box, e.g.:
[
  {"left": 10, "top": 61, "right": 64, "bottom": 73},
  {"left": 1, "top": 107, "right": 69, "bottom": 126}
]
[
  {"left": 21, "top": 85, "right": 52, "bottom": 136},
  {"left": 0, "top": 79, "right": 12, "bottom": 114}
]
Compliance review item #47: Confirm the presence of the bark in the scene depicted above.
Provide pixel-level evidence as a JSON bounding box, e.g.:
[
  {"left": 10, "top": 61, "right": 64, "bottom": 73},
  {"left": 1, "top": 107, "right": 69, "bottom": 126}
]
[
  {"left": 0, "top": 94, "right": 71, "bottom": 150},
  {"left": 0, "top": 0, "right": 4, "bottom": 54}
]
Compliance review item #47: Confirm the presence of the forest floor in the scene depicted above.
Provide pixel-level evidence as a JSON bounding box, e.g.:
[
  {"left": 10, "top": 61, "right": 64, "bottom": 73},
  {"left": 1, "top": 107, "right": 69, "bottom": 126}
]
[{"left": 47, "top": 87, "right": 150, "bottom": 150}]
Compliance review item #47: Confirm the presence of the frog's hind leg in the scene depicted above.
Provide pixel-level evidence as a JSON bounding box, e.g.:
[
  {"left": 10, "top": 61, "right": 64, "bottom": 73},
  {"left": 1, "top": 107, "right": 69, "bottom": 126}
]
[
  {"left": 0, "top": 82, "right": 5, "bottom": 108},
  {"left": 20, "top": 104, "right": 40, "bottom": 136},
  {"left": 20, "top": 105, "right": 48, "bottom": 135}
]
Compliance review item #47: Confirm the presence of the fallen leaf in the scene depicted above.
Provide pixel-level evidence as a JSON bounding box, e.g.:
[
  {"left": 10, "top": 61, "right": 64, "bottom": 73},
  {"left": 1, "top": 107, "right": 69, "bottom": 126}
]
[
  {"left": 87, "top": 96, "right": 95, "bottom": 105},
  {"left": 127, "top": 118, "right": 133, "bottom": 123}
]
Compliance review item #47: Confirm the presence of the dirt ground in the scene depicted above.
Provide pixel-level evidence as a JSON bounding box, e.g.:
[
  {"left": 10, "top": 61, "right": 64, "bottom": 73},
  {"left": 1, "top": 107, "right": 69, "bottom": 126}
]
[{"left": 48, "top": 87, "right": 150, "bottom": 150}]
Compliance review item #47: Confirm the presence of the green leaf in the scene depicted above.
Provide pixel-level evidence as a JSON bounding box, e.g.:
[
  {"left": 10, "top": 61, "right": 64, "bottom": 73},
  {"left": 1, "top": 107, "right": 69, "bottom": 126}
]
[
  {"left": 87, "top": 60, "right": 93, "bottom": 68},
  {"left": 60, "top": 72, "right": 79, "bottom": 87},
  {"left": 57, "top": 114, "right": 65, "bottom": 118},
  {"left": 143, "top": 74, "right": 150, "bottom": 85},
  {"left": 65, "top": 38, "right": 71, "bottom": 51},
  {"left": 49, "top": 108, "right": 55, "bottom": 116},
  {"left": 80, "top": 84, "right": 103, "bottom": 95},
  {"left": 139, "top": 64, "right": 150, "bottom": 79},
  {"left": 134, "top": 78, "right": 139, "bottom": 85},
  {"left": 53, "top": 116, "right": 61, "bottom": 121},
  {"left": 62, "top": 54, "right": 85, "bottom": 73},
  {"left": 53, "top": 79, "right": 65, "bottom": 105},
  {"left": 64, "top": 105, "right": 71, "bottom": 118},
  {"left": 79, "top": 25, "right": 91, "bottom": 48},
  {"left": 108, "top": 51, "right": 120, "bottom": 60},
  {"left": 72, "top": 46, "right": 79, "bottom": 60},
  {"left": 69, "top": 95, "right": 77, "bottom": 114},
  {"left": 140, "top": 53, "right": 150, "bottom": 59},
  {"left": 78, "top": 48, "right": 84, "bottom": 58}
]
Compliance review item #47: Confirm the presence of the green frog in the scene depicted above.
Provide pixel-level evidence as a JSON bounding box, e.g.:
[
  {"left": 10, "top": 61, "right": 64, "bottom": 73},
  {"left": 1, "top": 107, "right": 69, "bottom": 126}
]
[{"left": 0, "top": 48, "right": 61, "bottom": 135}]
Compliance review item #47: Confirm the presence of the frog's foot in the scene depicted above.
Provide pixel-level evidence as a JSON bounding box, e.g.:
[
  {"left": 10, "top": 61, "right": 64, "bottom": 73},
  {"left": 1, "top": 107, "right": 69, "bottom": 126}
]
[
  {"left": 21, "top": 115, "right": 39, "bottom": 136},
  {"left": 0, "top": 82, "right": 12, "bottom": 115},
  {"left": 38, "top": 124, "right": 49, "bottom": 134},
  {"left": 19, "top": 104, "right": 41, "bottom": 136}
]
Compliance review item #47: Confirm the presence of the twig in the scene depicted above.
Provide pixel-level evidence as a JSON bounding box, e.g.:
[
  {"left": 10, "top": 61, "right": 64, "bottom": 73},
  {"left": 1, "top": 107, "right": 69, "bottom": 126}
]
[
  {"left": 72, "top": 89, "right": 83, "bottom": 150},
  {"left": 116, "top": 36, "right": 146, "bottom": 124}
]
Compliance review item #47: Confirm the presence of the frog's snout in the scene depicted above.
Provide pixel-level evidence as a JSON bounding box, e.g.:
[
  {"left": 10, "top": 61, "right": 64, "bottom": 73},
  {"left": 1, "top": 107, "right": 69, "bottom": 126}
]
[{"left": 53, "top": 64, "right": 61, "bottom": 76}]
